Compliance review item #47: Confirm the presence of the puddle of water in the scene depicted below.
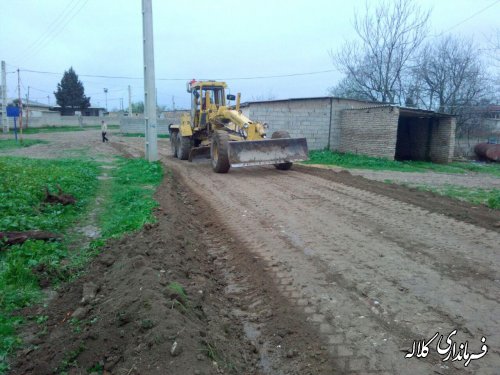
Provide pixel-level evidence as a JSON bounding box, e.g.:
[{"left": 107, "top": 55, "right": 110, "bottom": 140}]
[
  {"left": 240, "top": 317, "right": 273, "bottom": 374},
  {"left": 243, "top": 321, "right": 261, "bottom": 341},
  {"left": 79, "top": 225, "right": 101, "bottom": 239},
  {"left": 285, "top": 231, "right": 316, "bottom": 256}
]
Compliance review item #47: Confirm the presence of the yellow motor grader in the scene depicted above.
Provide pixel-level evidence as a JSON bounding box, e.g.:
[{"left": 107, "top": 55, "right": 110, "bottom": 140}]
[{"left": 169, "top": 80, "right": 308, "bottom": 173}]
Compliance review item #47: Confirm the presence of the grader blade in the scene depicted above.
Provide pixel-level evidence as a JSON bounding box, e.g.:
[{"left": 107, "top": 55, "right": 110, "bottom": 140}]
[{"left": 228, "top": 138, "right": 308, "bottom": 167}]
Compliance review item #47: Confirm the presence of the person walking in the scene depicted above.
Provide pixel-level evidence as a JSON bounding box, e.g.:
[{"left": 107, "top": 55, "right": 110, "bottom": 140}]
[{"left": 101, "top": 120, "right": 109, "bottom": 143}]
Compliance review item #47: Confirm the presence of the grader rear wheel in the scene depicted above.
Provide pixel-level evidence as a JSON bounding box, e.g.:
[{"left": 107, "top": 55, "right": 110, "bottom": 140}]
[
  {"left": 170, "top": 131, "right": 178, "bottom": 157},
  {"left": 271, "top": 130, "right": 293, "bottom": 170},
  {"left": 211, "top": 130, "right": 230, "bottom": 173}
]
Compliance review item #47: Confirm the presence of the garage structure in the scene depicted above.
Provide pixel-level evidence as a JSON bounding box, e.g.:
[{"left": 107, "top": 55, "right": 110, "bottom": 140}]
[
  {"left": 395, "top": 108, "right": 456, "bottom": 163},
  {"left": 239, "top": 98, "right": 456, "bottom": 163},
  {"left": 339, "top": 105, "right": 456, "bottom": 163}
]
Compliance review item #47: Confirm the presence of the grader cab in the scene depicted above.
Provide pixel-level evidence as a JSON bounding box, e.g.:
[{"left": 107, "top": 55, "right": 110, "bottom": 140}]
[{"left": 169, "top": 80, "right": 308, "bottom": 173}]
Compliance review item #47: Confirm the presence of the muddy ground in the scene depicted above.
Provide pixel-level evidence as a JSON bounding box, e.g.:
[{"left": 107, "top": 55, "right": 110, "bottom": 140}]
[
  {"left": 305, "top": 164, "right": 500, "bottom": 189},
  {"left": 3, "top": 130, "right": 500, "bottom": 374}
]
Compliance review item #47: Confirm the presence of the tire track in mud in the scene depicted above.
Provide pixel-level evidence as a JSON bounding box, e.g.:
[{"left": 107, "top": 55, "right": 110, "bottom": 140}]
[
  {"left": 120, "top": 138, "right": 500, "bottom": 375},
  {"left": 167, "top": 167, "right": 338, "bottom": 375},
  {"left": 158, "top": 163, "right": 416, "bottom": 374},
  {"left": 249, "top": 170, "right": 500, "bottom": 366}
]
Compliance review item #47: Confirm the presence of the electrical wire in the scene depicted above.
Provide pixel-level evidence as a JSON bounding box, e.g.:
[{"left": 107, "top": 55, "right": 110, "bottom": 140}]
[
  {"left": 21, "top": 0, "right": 90, "bottom": 62},
  {"left": 430, "top": 0, "right": 500, "bottom": 38},
  {"left": 18, "top": 68, "right": 339, "bottom": 81},
  {"left": 14, "top": 0, "right": 81, "bottom": 62},
  {"left": 28, "top": 86, "right": 52, "bottom": 94}
]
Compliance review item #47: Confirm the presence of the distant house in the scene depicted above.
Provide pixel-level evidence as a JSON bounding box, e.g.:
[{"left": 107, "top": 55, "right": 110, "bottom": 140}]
[
  {"left": 23, "top": 100, "right": 59, "bottom": 119},
  {"left": 1, "top": 99, "right": 59, "bottom": 127},
  {"left": 481, "top": 105, "right": 500, "bottom": 134},
  {"left": 50, "top": 106, "right": 105, "bottom": 116}
]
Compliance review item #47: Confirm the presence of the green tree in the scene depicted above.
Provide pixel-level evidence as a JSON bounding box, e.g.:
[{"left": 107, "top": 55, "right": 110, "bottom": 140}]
[
  {"left": 54, "top": 67, "right": 90, "bottom": 111},
  {"left": 131, "top": 101, "right": 144, "bottom": 113}
]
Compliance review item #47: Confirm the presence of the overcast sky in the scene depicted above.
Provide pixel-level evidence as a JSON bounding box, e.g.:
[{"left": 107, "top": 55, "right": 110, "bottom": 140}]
[{"left": 1, "top": 0, "right": 499, "bottom": 110}]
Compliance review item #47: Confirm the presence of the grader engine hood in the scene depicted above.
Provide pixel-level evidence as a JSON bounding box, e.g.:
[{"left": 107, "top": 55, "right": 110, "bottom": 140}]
[{"left": 228, "top": 137, "right": 308, "bottom": 167}]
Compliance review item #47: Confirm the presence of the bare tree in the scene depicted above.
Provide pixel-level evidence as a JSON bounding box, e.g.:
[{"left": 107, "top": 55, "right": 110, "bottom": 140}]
[
  {"left": 251, "top": 90, "right": 277, "bottom": 101},
  {"left": 330, "top": 0, "right": 430, "bottom": 104},
  {"left": 416, "top": 36, "right": 486, "bottom": 113},
  {"left": 416, "top": 36, "right": 491, "bottom": 142},
  {"left": 484, "top": 28, "right": 500, "bottom": 103},
  {"left": 485, "top": 28, "right": 500, "bottom": 67}
]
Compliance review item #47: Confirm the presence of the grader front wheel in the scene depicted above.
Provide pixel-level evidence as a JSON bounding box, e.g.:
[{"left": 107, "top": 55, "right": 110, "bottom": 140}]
[{"left": 211, "top": 130, "right": 230, "bottom": 173}]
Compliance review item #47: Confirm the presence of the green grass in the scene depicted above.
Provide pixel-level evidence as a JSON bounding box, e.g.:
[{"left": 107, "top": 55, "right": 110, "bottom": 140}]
[
  {"left": 0, "top": 157, "right": 100, "bottom": 369},
  {"left": 167, "top": 282, "right": 188, "bottom": 305},
  {"left": 119, "top": 132, "right": 169, "bottom": 139},
  {"left": 0, "top": 156, "right": 163, "bottom": 372},
  {"left": 0, "top": 139, "right": 47, "bottom": 151},
  {"left": 100, "top": 157, "right": 163, "bottom": 238},
  {"left": 20, "top": 125, "right": 119, "bottom": 134},
  {"left": 412, "top": 185, "right": 500, "bottom": 210},
  {"left": 304, "top": 150, "right": 500, "bottom": 177}
]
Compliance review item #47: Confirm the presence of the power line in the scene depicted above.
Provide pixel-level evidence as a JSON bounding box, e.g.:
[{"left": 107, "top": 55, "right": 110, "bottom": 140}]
[
  {"left": 21, "top": 0, "right": 90, "bottom": 62},
  {"left": 431, "top": 0, "right": 500, "bottom": 38},
  {"left": 14, "top": 0, "right": 81, "bottom": 62},
  {"left": 28, "top": 86, "right": 52, "bottom": 94},
  {"left": 18, "top": 68, "right": 339, "bottom": 81}
]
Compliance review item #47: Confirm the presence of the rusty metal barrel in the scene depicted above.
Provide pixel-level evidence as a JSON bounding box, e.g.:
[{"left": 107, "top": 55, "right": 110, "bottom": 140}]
[{"left": 474, "top": 143, "right": 500, "bottom": 162}]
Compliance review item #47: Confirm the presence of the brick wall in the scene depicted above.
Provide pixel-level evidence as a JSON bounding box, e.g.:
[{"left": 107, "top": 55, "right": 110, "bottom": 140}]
[
  {"left": 339, "top": 106, "right": 400, "bottom": 159},
  {"left": 3, "top": 115, "right": 112, "bottom": 129},
  {"left": 119, "top": 110, "right": 189, "bottom": 134},
  {"left": 244, "top": 99, "right": 331, "bottom": 150},
  {"left": 429, "top": 117, "right": 456, "bottom": 163},
  {"left": 243, "top": 98, "right": 375, "bottom": 150},
  {"left": 120, "top": 118, "right": 169, "bottom": 134}
]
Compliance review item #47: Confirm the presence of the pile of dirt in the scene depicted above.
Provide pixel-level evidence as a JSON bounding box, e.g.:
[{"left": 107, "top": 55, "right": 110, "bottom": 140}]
[
  {"left": 296, "top": 165, "right": 500, "bottom": 232},
  {"left": 10, "top": 166, "right": 335, "bottom": 375},
  {"left": 11, "top": 177, "right": 256, "bottom": 374}
]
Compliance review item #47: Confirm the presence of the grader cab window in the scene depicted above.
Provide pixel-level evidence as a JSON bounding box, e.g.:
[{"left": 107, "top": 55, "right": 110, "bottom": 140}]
[{"left": 201, "top": 87, "right": 225, "bottom": 108}]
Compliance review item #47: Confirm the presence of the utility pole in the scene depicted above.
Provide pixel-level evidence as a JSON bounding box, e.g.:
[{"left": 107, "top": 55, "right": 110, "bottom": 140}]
[
  {"left": 17, "top": 69, "right": 23, "bottom": 137},
  {"left": 25, "top": 86, "right": 30, "bottom": 128},
  {"left": 103, "top": 88, "right": 108, "bottom": 111},
  {"left": 47, "top": 95, "right": 50, "bottom": 105},
  {"left": 120, "top": 97, "right": 123, "bottom": 111},
  {"left": 172, "top": 96, "right": 175, "bottom": 111},
  {"left": 128, "top": 85, "right": 132, "bottom": 116},
  {"left": 1, "top": 61, "right": 8, "bottom": 133},
  {"left": 142, "top": 0, "right": 158, "bottom": 161}
]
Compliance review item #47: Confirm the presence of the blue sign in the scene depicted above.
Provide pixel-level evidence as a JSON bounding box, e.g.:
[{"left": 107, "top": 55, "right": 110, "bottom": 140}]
[{"left": 6, "top": 106, "right": 20, "bottom": 117}]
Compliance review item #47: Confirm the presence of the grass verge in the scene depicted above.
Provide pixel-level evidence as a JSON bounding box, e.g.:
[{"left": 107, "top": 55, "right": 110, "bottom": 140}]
[
  {"left": 100, "top": 157, "right": 163, "bottom": 238},
  {"left": 411, "top": 185, "right": 500, "bottom": 210},
  {"left": 0, "top": 157, "right": 99, "bottom": 372},
  {"left": 0, "top": 156, "right": 163, "bottom": 373},
  {"left": 0, "top": 139, "right": 47, "bottom": 151},
  {"left": 119, "top": 132, "right": 169, "bottom": 139},
  {"left": 304, "top": 150, "right": 500, "bottom": 177}
]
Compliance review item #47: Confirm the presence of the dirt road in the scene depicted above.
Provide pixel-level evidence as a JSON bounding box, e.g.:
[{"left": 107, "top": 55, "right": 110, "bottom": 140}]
[
  {"left": 118, "top": 136, "right": 500, "bottom": 375},
  {"left": 4, "top": 131, "right": 499, "bottom": 374}
]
